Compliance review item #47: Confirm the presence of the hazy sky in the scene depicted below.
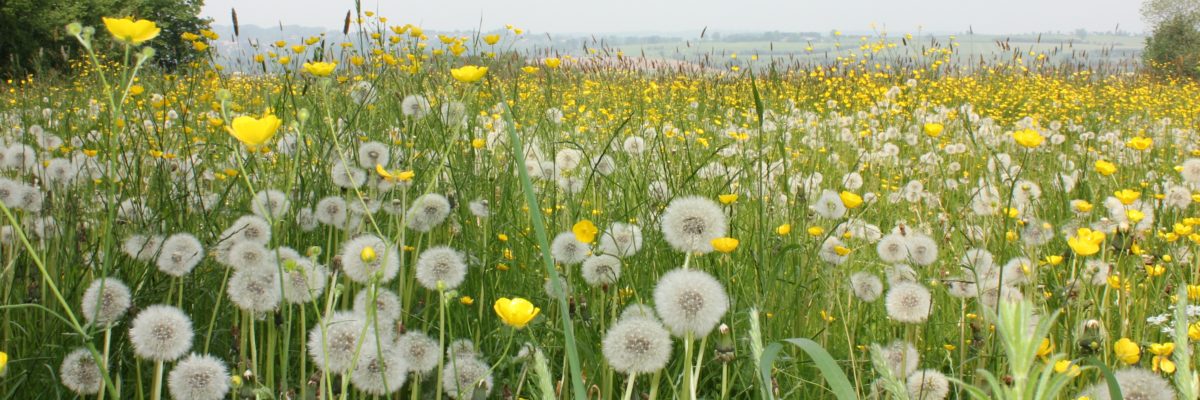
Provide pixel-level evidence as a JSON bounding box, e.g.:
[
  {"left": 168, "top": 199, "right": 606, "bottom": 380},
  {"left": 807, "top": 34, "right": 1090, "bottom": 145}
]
[{"left": 200, "top": 0, "right": 1146, "bottom": 34}]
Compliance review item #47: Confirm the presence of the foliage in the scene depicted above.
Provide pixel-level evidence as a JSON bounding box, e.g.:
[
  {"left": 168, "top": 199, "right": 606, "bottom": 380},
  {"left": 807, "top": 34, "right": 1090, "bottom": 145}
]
[
  {"left": 0, "top": 0, "right": 208, "bottom": 75},
  {"left": 1144, "top": 15, "right": 1200, "bottom": 78}
]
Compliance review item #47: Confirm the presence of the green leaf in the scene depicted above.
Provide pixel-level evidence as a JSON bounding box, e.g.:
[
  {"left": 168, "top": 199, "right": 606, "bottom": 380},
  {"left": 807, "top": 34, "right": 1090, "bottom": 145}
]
[
  {"left": 781, "top": 338, "right": 858, "bottom": 400},
  {"left": 1087, "top": 357, "right": 1124, "bottom": 400},
  {"left": 758, "top": 342, "right": 783, "bottom": 400}
]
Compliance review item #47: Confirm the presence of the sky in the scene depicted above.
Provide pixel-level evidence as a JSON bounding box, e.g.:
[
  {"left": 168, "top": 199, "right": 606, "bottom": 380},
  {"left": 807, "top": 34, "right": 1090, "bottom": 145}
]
[{"left": 199, "top": 0, "right": 1146, "bottom": 35}]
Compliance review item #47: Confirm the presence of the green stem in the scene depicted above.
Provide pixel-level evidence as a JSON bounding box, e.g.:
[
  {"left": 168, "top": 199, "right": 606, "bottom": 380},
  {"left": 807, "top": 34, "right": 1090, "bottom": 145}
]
[
  {"left": 149, "top": 360, "right": 164, "bottom": 400},
  {"left": 621, "top": 373, "right": 637, "bottom": 400}
]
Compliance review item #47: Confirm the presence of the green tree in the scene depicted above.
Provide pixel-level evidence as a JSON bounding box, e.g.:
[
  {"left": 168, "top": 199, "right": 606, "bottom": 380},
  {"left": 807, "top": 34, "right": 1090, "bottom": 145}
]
[
  {"left": 1142, "top": 0, "right": 1200, "bottom": 27},
  {"left": 1144, "top": 15, "right": 1200, "bottom": 78},
  {"left": 0, "top": 0, "right": 209, "bottom": 75}
]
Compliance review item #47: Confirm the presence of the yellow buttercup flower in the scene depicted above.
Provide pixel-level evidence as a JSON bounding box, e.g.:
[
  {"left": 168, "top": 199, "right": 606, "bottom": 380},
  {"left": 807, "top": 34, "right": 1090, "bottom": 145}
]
[
  {"left": 1067, "top": 228, "right": 1105, "bottom": 256},
  {"left": 544, "top": 57, "right": 562, "bottom": 69},
  {"left": 718, "top": 194, "right": 738, "bottom": 204},
  {"left": 1094, "top": 160, "right": 1117, "bottom": 176},
  {"left": 0, "top": 351, "right": 7, "bottom": 375},
  {"left": 833, "top": 245, "right": 852, "bottom": 256},
  {"left": 483, "top": 34, "right": 501, "bottom": 45},
  {"left": 102, "top": 17, "right": 161, "bottom": 45},
  {"left": 1073, "top": 200, "right": 1093, "bottom": 212},
  {"left": 1113, "top": 338, "right": 1140, "bottom": 365},
  {"left": 302, "top": 61, "right": 337, "bottom": 77},
  {"left": 522, "top": 66, "right": 540, "bottom": 74},
  {"left": 807, "top": 226, "right": 825, "bottom": 236},
  {"left": 1113, "top": 189, "right": 1140, "bottom": 205},
  {"left": 494, "top": 297, "right": 540, "bottom": 329},
  {"left": 1150, "top": 343, "right": 1175, "bottom": 374},
  {"left": 923, "top": 122, "right": 944, "bottom": 137},
  {"left": 776, "top": 224, "right": 792, "bottom": 236},
  {"left": 375, "top": 164, "right": 414, "bottom": 182},
  {"left": 1126, "top": 136, "right": 1152, "bottom": 151},
  {"left": 1036, "top": 338, "right": 1054, "bottom": 357},
  {"left": 839, "top": 191, "right": 863, "bottom": 209},
  {"left": 711, "top": 237, "right": 739, "bottom": 253},
  {"left": 572, "top": 220, "right": 598, "bottom": 244},
  {"left": 226, "top": 114, "right": 282, "bottom": 150},
  {"left": 360, "top": 246, "right": 377, "bottom": 263},
  {"left": 1054, "top": 360, "right": 1081, "bottom": 377},
  {"left": 1012, "top": 128, "right": 1044, "bottom": 148},
  {"left": 451, "top": 65, "right": 488, "bottom": 83}
]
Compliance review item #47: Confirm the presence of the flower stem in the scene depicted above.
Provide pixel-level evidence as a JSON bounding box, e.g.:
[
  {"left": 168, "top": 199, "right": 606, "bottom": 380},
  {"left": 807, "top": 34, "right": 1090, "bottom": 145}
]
[
  {"left": 149, "top": 360, "right": 164, "bottom": 400},
  {"left": 621, "top": 373, "right": 637, "bottom": 400}
]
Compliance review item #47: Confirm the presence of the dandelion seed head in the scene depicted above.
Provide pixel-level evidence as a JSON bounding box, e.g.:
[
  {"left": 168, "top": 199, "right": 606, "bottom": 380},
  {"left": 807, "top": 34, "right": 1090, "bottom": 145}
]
[
  {"left": 849, "top": 272, "right": 883, "bottom": 302},
  {"left": 395, "top": 331, "right": 440, "bottom": 375},
  {"left": 875, "top": 340, "right": 919, "bottom": 378},
  {"left": 60, "top": 348, "right": 103, "bottom": 395},
  {"left": 315, "top": 196, "right": 349, "bottom": 228},
  {"left": 602, "top": 317, "right": 672, "bottom": 374},
  {"left": 167, "top": 354, "right": 230, "bottom": 400},
  {"left": 906, "top": 369, "right": 950, "bottom": 400},
  {"left": 81, "top": 277, "right": 132, "bottom": 327},
  {"left": 340, "top": 235, "right": 401, "bottom": 284},
  {"left": 250, "top": 189, "right": 290, "bottom": 219},
  {"left": 226, "top": 266, "right": 281, "bottom": 313},
  {"left": 598, "top": 222, "right": 643, "bottom": 257},
  {"left": 551, "top": 232, "right": 591, "bottom": 265},
  {"left": 307, "top": 311, "right": 378, "bottom": 373},
  {"left": 660, "top": 196, "right": 728, "bottom": 254},
  {"left": 350, "top": 347, "right": 408, "bottom": 395},
  {"left": 353, "top": 288, "right": 402, "bottom": 326},
  {"left": 415, "top": 246, "right": 468, "bottom": 290},
  {"left": 442, "top": 356, "right": 493, "bottom": 400},
  {"left": 129, "top": 305, "right": 194, "bottom": 361},
  {"left": 1083, "top": 367, "right": 1175, "bottom": 400},
  {"left": 405, "top": 193, "right": 451, "bottom": 232},
  {"left": 281, "top": 258, "right": 328, "bottom": 304},
  {"left": 885, "top": 282, "right": 932, "bottom": 324},
  {"left": 357, "top": 141, "right": 390, "bottom": 169},
  {"left": 653, "top": 268, "right": 729, "bottom": 337},
  {"left": 581, "top": 254, "right": 622, "bottom": 286},
  {"left": 156, "top": 233, "right": 204, "bottom": 277}
]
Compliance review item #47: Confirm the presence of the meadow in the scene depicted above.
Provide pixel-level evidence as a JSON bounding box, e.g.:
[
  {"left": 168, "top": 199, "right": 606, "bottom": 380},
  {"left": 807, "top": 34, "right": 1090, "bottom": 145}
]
[{"left": 1, "top": 12, "right": 1200, "bottom": 400}]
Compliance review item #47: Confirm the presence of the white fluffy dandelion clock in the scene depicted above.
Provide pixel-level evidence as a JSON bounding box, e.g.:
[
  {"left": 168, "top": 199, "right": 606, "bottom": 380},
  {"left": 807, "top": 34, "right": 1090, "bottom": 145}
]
[
  {"left": 906, "top": 369, "right": 950, "bottom": 400},
  {"left": 551, "top": 231, "right": 590, "bottom": 265},
  {"left": 581, "top": 254, "right": 622, "bottom": 286},
  {"left": 307, "top": 311, "right": 379, "bottom": 373},
  {"left": 848, "top": 272, "right": 883, "bottom": 302},
  {"left": 226, "top": 265, "right": 282, "bottom": 313},
  {"left": 350, "top": 347, "right": 409, "bottom": 395},
  {"left": 652, "top": 268, "right": 729, "bottom": 337},
  {"left": 884, "top": 282, "right": 933, "bottom": 324},
  {"left": 339, "top": 234, "right": 401, "bottom": 284},
  {"left": 598, "top": 222, "right": 643, "bottom": 257},
  {"left": 129, "top": 305, "right": 194, "bottom": 361},
  {"left": 60, "top": 348, "right": 104, "bottom": 395},
  {"left": 659, "top": 196, "right": 728, "bottom": 254},
  {"left": 156, "top": 233, "right": 204, "bottom": 277},
  {"left": 167, "top": 354, "right": 230, "bottom": 400},
  {"left": 602, "top": 317, "right": 673, "bottom": 375},
  {"left": 249, "top": 189, "right": 290, "bottom": 220},
  {"left": 394, "top": 331, "right": 440, "bottom": 375},
  {"left": 405, "top": 193, "right": 452, "bottom": 232},
  {"left": 353, "top": 288, "right": 403, "bottom": 326},
  {"left": 442, "top": 356, "right": 493, "bottom": 399},
  {"left": 414, "top": 246, "right": 468, "bottom": 290},
  {"left": 80, "top": 277, "right": 132, "bottom": 326}
]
